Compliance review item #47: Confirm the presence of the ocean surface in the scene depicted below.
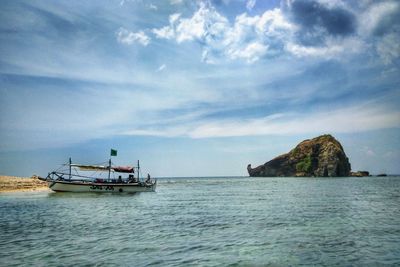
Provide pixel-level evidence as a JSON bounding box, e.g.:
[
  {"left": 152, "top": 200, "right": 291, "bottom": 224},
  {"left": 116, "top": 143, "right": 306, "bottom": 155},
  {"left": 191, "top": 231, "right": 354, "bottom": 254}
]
[{"left": 1, "top": 176, "right": 400, "bottom": 266}]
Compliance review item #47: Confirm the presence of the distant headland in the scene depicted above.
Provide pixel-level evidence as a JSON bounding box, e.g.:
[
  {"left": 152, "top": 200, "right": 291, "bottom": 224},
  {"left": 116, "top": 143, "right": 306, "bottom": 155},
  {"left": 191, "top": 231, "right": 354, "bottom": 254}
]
[{"left": 247, "top": 134, "right": 375, "bottom": 177}]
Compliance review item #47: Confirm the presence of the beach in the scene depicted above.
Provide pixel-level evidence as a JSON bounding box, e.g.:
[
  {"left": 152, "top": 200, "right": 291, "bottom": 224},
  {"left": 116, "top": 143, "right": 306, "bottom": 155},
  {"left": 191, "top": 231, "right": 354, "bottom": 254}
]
[{"left": 0, "top": 175, "right": 49, "bottom": 193}]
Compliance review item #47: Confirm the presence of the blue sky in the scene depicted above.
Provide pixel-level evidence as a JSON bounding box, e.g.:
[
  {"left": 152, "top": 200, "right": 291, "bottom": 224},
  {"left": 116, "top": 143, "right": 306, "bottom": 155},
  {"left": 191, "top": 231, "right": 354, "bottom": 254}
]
[{"left": 0, "top": 0, "right": 399, "bottom": 177}]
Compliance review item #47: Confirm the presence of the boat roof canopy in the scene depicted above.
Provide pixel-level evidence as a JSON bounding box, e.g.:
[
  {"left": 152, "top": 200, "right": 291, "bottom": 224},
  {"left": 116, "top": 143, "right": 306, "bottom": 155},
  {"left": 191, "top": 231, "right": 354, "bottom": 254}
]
[
  {"left": 113, "top": 166, "right": 134, "bottom": 173},
  {"left": 70, "top": 164, "right": 108, "bottom": 171},
  {"left": 70, "top": 164, "right": 134, "bottom": 173}
]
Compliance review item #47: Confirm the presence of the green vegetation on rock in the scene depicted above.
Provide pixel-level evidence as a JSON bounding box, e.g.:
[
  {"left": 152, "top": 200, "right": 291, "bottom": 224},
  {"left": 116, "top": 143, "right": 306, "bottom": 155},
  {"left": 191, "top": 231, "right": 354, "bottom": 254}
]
[{"left": 296, "top": 155, "right": 312, "bottom": 173}]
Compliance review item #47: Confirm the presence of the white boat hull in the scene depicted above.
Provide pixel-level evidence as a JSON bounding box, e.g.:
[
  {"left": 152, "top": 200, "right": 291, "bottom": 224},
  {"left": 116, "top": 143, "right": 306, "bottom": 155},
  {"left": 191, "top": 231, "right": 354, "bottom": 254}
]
[{"left": 48, "top": 180, "right": 156, "bottom": 193}]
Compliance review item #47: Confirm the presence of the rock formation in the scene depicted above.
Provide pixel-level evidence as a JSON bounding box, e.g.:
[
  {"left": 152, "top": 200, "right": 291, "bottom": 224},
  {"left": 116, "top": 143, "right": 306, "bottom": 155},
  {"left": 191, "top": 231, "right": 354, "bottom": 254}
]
[
  {"left": 247, "top": 134, "right": 351, "bottom": 177},
  {"left": 350, "top": 171, "right": 370, "bottom": 177}
]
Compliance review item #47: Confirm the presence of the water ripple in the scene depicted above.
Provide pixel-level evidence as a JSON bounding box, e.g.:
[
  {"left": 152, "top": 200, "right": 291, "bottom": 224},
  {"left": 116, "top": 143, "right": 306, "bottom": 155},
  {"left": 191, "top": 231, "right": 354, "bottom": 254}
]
[{"left": 1, "top": 177, "right": 400, "bottom": 266}]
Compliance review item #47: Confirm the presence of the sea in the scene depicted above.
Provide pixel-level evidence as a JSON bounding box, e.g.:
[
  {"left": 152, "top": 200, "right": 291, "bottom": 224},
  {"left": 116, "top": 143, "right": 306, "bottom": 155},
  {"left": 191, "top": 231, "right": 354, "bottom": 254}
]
[{"left": 1, "top": 176, "right": 400, "bottom": 266}]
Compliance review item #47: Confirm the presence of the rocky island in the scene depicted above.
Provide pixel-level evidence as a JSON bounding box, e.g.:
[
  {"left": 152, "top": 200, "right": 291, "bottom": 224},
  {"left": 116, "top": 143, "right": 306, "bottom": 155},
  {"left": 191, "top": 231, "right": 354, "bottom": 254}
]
[{"left": 248, "top": 134, "right": 352, "bottom": 177}]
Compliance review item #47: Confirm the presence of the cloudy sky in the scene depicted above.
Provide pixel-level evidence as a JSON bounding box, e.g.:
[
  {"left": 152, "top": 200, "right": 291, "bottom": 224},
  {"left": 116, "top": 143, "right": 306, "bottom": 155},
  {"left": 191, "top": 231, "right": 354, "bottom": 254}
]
[{"left": 0, "top": 0, "right": 399, "bottom": 177}]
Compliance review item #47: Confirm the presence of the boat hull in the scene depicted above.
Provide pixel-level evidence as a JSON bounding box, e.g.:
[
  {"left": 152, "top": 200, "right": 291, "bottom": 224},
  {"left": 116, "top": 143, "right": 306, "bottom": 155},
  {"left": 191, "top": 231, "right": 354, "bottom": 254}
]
[{"left": 48, "top": 180, "right": 156, "bottom": 193}]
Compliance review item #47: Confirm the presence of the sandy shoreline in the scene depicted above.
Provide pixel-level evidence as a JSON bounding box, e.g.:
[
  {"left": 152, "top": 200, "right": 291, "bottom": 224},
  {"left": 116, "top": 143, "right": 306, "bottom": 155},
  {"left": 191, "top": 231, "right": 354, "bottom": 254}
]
[{"left": 0, "top": 175, "right": 50, "bottom": 193}]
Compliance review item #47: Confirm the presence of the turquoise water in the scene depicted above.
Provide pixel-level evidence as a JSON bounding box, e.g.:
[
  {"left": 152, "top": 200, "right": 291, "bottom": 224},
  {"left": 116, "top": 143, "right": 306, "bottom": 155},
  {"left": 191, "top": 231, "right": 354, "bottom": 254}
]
[{"left": 1, "top": 176, "right": 400, "bottom": 266}]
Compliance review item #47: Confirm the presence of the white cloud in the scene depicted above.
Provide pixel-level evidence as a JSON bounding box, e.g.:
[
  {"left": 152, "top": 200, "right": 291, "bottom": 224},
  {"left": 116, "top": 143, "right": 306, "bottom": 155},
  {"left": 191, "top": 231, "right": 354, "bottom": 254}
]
[
  {"left": 223, "top": 13, "right": 259, "bottom": 48},
  {"left": 152, "top": 26, "right": 175, "bottom": 39},
  {"left": 148, "top": 1, "right": 400, "bottom": 64},
  {"left": 188, "top": 105, "right": 400, "bottom": 138},
  {"left": 152, "top": 13, "right": 181, "bottom": 39},
  {"left": 376, "top": 32, "right": 400, "bottom": 65},
  {"left": 175, "top": 3, "right": 228, "bottom": 43},
  {"left": 156, "top": 64, "right": 166, "bottom": 72},
  {"left": 116, "top": 27, "right": 150, "bottom": 46},
  {"left": 170, "top": 0, "right": 183, "bottom": 5},
  {"left": 149, "top": 4, "right": 158, "bottom": 10},
  {"left": 227, "top": 42, "right": 268, "bottom": 63},
  {"left": 286, "top": 42, "right": 342, "bottom": 58},
  {"left": 362, "top": 146, "right": 376, "bottom": 157},
  {"left": 169, "top": 13, "right": 181, "bottom": 24},
  {"left": 358, "top": 1, "right": 399, "bottom": 36},
  {"left": 221, "top": 10, "right": 295, "bottom": 62},
  {"left": 151, "top": 4, "right": 295, "bottom": 63},
  {"left": 357, "top": 1, "right": 400, "bottom": 65},
  {"left": 256, "top": 8, "right": 296, "bottom": 36},
  {"left": 246, "top": 0, "right": 256, "bottom": 11},
  {"left": 117, "top": 101, "right": 400, "bottom": 140},
  {"left": 286, "top": 37, "right": 365, "bottom": 58}
]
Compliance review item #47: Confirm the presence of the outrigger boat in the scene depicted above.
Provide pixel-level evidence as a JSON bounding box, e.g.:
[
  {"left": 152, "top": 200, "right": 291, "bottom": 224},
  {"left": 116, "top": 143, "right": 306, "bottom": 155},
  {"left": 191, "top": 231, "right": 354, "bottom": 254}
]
[{"left": 39, "top": 150, "right": 156, "bottom": 193}]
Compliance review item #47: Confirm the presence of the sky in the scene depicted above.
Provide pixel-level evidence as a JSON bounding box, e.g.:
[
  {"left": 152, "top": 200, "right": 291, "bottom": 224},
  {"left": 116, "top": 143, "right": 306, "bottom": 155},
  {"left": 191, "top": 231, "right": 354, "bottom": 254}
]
[{"left": 0, "top": 0, "right": 399, "bottom": 177}]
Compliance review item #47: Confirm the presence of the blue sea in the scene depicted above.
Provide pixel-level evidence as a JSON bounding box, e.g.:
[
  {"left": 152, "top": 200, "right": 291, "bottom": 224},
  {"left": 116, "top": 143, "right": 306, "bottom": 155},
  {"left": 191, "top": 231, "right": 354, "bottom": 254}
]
[{"left": 1, "top": 176, "right": 400, "bottom": 266}]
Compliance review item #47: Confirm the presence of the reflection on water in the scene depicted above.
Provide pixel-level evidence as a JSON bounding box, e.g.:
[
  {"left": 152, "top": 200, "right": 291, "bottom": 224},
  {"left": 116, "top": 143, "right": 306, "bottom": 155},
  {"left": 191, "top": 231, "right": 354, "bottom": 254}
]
[
  {"left": 1, "top": 176, "right": 400, "bottom": 266},
  {"left": 46, "top": 191, "right": 140, "bottom": 198}
]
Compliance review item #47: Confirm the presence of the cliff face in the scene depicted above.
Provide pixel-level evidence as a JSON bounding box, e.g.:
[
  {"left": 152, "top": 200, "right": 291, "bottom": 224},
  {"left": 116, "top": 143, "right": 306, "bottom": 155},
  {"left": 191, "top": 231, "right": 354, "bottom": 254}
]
[{"left": 247, "top": 134, "right": 351, "bottom": 177}]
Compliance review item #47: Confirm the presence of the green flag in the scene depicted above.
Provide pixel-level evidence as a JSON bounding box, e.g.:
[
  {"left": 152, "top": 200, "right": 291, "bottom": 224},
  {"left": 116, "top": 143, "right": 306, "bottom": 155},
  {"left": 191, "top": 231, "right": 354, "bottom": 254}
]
[{"left": 110, "top": 149, "right": 117, "bottom": 156}]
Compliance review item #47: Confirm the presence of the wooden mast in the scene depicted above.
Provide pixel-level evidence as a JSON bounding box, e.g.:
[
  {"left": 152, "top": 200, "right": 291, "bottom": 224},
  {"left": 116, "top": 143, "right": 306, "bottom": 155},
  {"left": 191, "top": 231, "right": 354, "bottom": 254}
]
[
  {"left": 69, "top": 157, "right": 72, "bottom": 180},
  {"left": 137, "top": 160, "right": 140, "bottom": 182},
  {"left": 108, "top": 158, "right": 111, "bottom": 181}
]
